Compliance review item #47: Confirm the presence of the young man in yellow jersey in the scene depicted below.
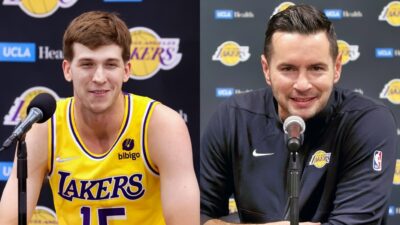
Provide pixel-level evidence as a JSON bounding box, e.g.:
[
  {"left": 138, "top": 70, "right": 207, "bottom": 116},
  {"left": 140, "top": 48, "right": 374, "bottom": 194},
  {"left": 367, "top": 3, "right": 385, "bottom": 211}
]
[{"left": 0, "top": 11, "right": 199, "bottom": 225}]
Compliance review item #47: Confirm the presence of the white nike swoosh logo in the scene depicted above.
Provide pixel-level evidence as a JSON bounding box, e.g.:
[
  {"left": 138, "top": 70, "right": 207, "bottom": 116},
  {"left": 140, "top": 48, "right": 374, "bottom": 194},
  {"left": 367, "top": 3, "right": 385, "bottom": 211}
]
[
  {"left": 55, "top": 156, "right": 78, "bottom": 163},
  {"left": 252, "top": 149, "right": 274, "bottom": 157}
]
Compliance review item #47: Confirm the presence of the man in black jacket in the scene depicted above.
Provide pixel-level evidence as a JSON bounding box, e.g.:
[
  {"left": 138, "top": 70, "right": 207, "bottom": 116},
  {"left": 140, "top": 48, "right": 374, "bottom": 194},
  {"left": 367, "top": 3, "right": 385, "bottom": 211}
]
[{"left": 201, "top": 4, "right": 397, "bottom": 225}]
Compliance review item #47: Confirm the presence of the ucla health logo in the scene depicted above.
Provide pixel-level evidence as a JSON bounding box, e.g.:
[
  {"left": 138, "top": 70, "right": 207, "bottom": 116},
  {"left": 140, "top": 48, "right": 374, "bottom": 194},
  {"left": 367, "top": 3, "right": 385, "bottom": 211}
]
[
  {"left": 212, "top": 41, "right": 250, "bottom": 66},
  {"left": 215, "top": 10, "right": 234, "bottom": 19},
  {"left": 379, "top": 1, "right": 400, "bottom": 27},
  {"left": 337, "top": 40, "right": 360, "bottom": 65},
  {"left": 380, "top": 79, "right": 400, "bottom": 104},
  {"left": 0, "top": 162, "right": 13, "bottom": 181},
  {"left": 216, "top": 88, "right": 235, "bottom": 98},
  {"left": 0, "top": 42, "right": 35, "bottom": 62},
  {"left": 214, "top": 9, "right": 254, "bottom": 20},
  {"left": 324, "top": 9, "right": 363, "bottom": 19},
  {"left": 4, "top": 87, "right": 60, "bottom": 126},
  {"left": 2, "top": 0, "right": 77, "bottom": 18},
  {"left": 129, "top": 27, "right": 182, "bottom": 80}
]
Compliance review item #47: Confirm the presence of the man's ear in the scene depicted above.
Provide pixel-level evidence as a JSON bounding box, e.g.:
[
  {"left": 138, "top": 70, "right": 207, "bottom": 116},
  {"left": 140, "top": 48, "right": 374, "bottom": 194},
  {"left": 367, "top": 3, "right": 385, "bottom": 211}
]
[
  {"left": 62, "top": 60, "right": 72, "bottom": 82},
  {"left": 261, "top": 54, "right": 271, "bottom": 85},
  {"left": 123, "top": 61, "right": 131, "bottom": 82},
  {"left": 334, "top": 53, "right": 342, "bottom": 84}
]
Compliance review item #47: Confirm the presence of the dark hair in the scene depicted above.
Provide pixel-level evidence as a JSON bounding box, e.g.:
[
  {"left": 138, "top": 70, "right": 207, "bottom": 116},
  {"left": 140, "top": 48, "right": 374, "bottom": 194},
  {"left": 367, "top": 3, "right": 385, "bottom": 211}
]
[
  {"left": 63, "top": 11, "right": 131, "bottom": 62},
  {"left": 263, "top": 4, "right": 338, "bottom": 61}
]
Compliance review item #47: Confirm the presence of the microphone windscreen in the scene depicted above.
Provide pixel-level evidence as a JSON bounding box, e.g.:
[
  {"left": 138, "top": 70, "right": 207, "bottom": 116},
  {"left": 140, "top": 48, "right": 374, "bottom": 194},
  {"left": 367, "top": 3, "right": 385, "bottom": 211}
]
[
  {"left": 283, "top": 115, "right": 306, "bottom": 134},
  {"left": 27, "top": 93, "right": 57, "bottom": 123}
]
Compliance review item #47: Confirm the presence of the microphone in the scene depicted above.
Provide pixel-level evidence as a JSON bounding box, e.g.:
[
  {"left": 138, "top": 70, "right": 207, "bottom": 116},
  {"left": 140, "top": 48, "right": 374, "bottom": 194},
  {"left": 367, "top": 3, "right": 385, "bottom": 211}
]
[
  {"left": 283, "top": 115, "right": 305, "bottom": 152},
  {"left": 1, "top": 93, "right": 56, "bottom": 151}
]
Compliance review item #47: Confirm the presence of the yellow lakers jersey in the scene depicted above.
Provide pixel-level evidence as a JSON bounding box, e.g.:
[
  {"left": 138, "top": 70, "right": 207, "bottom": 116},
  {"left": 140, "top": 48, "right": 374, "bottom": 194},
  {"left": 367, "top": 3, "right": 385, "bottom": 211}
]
[{"left": 47, "top": 93, "right": 165, "bottom": 225}]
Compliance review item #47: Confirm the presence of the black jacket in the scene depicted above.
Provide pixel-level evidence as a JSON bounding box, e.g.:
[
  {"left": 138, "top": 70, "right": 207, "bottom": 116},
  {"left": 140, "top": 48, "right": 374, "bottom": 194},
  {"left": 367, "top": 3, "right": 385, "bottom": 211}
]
[{"left": 200, "top": 87, "right": 397, "bottom": 224}]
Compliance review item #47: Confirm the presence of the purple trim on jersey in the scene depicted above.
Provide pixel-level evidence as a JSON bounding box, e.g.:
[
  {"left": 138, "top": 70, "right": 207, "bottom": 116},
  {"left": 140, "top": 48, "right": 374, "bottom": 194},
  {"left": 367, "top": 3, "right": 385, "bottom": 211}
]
[
  {"left": 67, "top": 95, "right": 131, "bottom": 159},
  {"left": 48, "top": 115, "right": 55, "bottom": 176},
  {"left": 142, "top": 101, "right": 159, "bottom": 175}
]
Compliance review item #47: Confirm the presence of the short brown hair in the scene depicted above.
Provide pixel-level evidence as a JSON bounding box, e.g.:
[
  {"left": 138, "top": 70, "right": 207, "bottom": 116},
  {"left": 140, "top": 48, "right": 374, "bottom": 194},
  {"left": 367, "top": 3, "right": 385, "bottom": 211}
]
[
  {"left": 63, "top": 11, "right": 131, "bottom": 62},
  {"left": 264, "top": 4, "right": 338, "bottom": 62}
]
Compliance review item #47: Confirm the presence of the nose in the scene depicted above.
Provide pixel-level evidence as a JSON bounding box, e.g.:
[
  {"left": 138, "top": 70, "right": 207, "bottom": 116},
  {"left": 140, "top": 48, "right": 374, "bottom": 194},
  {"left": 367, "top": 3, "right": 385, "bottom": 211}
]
[
  {"left": 92, "top": 66, "right": 106, "bottom": 84},
  {"left": 293, "top": 72, "right": 311, "bottom": 92}
]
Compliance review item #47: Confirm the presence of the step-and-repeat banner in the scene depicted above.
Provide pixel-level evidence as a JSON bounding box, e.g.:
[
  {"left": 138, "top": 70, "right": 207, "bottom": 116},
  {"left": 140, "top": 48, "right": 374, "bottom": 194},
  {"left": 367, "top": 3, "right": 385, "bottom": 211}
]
[
  {"left": 200, "top": 0, "right": 400, "bottom": 224},
  {"left": 0, "top": 0, "right": 199, "bottom": 223}
]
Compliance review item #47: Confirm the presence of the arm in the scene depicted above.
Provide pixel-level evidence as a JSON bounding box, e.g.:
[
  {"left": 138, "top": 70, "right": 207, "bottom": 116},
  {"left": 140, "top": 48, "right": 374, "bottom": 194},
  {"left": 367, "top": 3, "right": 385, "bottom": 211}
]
[
  {"left": 324, "top": 107, "right": 397, "bottom": 224},
  {"left": 0, "top": 121, "right": 49, "bottom": 225},
  {"left": 148, "top": 104, "right": 200, "bottom": 225}
]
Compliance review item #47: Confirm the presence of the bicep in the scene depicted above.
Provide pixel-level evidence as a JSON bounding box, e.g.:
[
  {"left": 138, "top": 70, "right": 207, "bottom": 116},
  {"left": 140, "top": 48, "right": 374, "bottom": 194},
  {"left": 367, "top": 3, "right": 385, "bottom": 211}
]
[{"left": 148, "top": 104, "right": 200, "bottom": 225}]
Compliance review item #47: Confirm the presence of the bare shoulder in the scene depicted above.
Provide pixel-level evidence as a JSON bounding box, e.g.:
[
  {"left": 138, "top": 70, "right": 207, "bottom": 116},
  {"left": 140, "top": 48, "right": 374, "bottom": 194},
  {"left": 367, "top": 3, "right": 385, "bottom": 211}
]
[
  {"left": 147, "top": 103, "right": 192, "bottom": 168},
  {"left": 149, "top": 103, "right": 187, "bottom": 129}
]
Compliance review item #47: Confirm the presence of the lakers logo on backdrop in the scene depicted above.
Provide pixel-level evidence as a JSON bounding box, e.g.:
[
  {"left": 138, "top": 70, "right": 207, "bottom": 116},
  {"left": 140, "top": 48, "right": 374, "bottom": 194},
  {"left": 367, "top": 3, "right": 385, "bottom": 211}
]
[
  {"left": 337, "top": 40, "right": 360, "bottom": 65},
  {"left": 2, "top": 0, "right": 78, "bottom": 18},
  {"left": 309, "top": 150, "right": 331, "bottom": 169},
  {"left": 379, "top": 1, "right": 400, "bottom": 27},
  {"left": 380, "top": 79, "right": 400, "bottom": 104},
  {"left": 29, "top": 206, "right": 57, "bottom": 225},
  {"left": 129, "top": 27, "right": 182, "bottom": 80},
  {"left": 271, "top": 2, "right": 295, "bottom": 16},
  {"left": 3, "top": 87, "right": 60, "bottom": 125},
  {"left": 212, "top": 41, "right": 250, "bottom": 66},
  {"left": 393, "top": 160, "right": 400, "bottom": 185}
]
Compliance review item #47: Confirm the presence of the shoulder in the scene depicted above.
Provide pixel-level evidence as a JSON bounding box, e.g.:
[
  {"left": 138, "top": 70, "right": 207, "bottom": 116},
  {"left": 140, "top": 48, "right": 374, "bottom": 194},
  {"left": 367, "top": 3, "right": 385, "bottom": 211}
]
[
  {"left": 334, "top": 87, "right": 390, "bottom": 114},
  {"left": 333, "top": 87, "right": 397, "bottom": 140}
]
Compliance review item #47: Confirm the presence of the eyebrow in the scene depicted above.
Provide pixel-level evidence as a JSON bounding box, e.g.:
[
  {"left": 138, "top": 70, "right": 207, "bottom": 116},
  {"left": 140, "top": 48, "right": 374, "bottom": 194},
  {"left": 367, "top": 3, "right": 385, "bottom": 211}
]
[{"left": 77, "top": 58, "right": 121, "bottom": 63}]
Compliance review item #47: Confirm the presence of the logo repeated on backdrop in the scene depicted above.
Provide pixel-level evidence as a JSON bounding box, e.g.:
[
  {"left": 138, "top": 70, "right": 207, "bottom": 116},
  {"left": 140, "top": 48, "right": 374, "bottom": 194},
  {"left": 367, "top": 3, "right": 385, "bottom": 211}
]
[
  {"left": 0, "top": 161, "right": 13, "bottom": 181},
  {"left": 129, "top": 27, "right": 182, "bottom": 80},
  {"left": 375, "top": 48, "right": 400, "bottom": 58},
  {"left": 393, "top": 159, "right": 400, "bottom": 185},
  {"left": 323, "top": 8, "right": 363, "bottom": 20},
  {"left": 215, "top": 87, "right": 253, "bottom": 98},
  {"left": 2, "top": 0, "right": 78, "bottom": 18},
  {"left": 29, "top": 206, "right": 58, "bottom": 225},
  {"left": 337, "top": 40, "right": 360, "bottom": 65},
  {"left": 380, "top": 79, "right": 400, "bottom": 104},
  {"left": 0, "top": 43, "right": 63, "bottom": 62},
  {"left": 3, "top": 86, "right": 60, "bottom": 126},
  {"left": 0, "top": 42, "right": 36, "bottom": 62},
  {"left": 212, "top": 41, "right": 250, "bottom": 66},
  {"left": 214, "top": 9, "right": 254, "bottom": 20},
  {"left": 309, "top": 150, "right": 331, "bottom": 169},
  {"left": 271, "top": 2, "right": 295, "bottom": 17},
  {"left": 379, "top": 1, "right": 400, "bottom": 27}
]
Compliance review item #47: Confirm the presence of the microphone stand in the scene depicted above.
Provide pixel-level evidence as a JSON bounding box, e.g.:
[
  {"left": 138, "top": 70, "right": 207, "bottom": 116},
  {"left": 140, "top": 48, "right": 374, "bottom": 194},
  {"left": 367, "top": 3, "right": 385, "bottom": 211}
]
[
  {"left": 16, "top": 134, "right": 28, "bottom": 225},
  {"left": 287, "top": 138, "right": 301, "bottom": 225}
]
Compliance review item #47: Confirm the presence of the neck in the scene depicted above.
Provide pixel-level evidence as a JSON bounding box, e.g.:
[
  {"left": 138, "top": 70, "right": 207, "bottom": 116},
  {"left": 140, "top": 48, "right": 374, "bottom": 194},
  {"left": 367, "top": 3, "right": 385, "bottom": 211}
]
[{"left": 73, "top": 94, "right": 125, "bottom": 153}]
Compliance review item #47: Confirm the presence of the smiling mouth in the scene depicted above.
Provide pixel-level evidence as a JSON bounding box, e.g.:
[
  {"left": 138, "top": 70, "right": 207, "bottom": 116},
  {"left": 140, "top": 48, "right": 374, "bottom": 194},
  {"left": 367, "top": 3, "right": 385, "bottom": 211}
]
[
  {"left": 90, "top": 90, "right": 108, "bottom": 94},
  {"left": 292, "top": 97, "right": 315, "bottom": 102}
]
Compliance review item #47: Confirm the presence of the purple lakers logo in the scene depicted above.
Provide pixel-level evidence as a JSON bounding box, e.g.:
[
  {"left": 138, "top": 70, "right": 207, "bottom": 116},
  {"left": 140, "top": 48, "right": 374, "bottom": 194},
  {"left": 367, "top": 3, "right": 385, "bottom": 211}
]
[
  {"left": 373, "top": 150, "right": 383, "bottom": 171},
  {"left": 4, "top": 87, "right": 60, "bottom": 126}
]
